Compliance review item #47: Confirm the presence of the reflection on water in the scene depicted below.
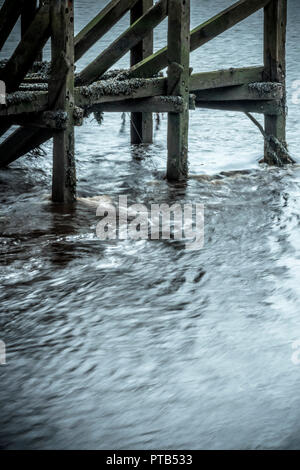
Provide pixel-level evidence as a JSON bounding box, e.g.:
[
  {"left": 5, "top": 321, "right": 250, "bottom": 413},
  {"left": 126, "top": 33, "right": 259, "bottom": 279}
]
[{"left": 0, "top": 0, "right": 300, "bottom": 450}]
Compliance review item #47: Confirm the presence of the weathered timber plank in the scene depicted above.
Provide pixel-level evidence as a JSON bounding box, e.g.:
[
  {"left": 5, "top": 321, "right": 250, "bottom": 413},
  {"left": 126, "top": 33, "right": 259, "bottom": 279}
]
[
  {"left": 195, "top": 100, "right": 283, "bottom": 115},
  {"left": 190, "top": 66, "right": 264, "bottom": 91},
  {"left": 50, "top": 0, "right": 76, "bottom": 203},
  {"left": 0, "top": 110, "right": 76, "bottom": 130},
  {"left": 128, "top": 0, "right": 270, "bottom": 78},
  {"left": 264, "top": 0, "right": 288, "bottom": 164},
  {"left": 0, "top": 127, "right": 53, "bottom": 168},
  {"left": 0, "top": 0, "right": 25, "bottom": 51},
  {"left": 190, "top": 0, "right": 270, "bottom": 51},
  {"left": 75, "top": 78, "right": 167, "bottom": 107},
  {"left": 77, "top": 0, "right": 168, "bottom": 86},
  {"left": 130, "top": 0, "right": 154, "bottom": 144},
  {"left": 0, "top": 92, "right": 48, "bottom": 116},
  {"left": 0, "top": 1, "right": 50, "bottom": 93},
  {"left": 21, "top": 0, "right": 43, "bottom": 61},
  {"left": 195, "top": 83, "right": 283, "bottom": 102},
  {"left": 90, "top": 96, "right": 189, "bottom": 113},
  {"left": 0, "top": 69, "right": 271, "bottom": 117},
  {"left": 21, "top": 0, "right": 38, "bottom": 36},
  {"left": 75, "top": 0, "right": 139, "bottom": 61},
  {"left": 0, "top": 124, "right": 12, "bottom": 139},
  {"left": 167, "top": 0, "right": 190, "bottom": 181}
]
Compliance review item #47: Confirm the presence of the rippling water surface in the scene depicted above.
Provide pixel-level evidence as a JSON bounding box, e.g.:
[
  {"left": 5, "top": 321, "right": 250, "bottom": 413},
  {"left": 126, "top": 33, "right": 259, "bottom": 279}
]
[{"left": 0, "top": 0, "right": 300, "bottom": 450}]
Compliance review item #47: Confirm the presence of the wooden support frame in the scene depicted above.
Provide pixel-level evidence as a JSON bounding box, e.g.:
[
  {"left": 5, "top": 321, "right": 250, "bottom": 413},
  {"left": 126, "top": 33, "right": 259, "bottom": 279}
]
[
  {"left": 49, "top": 0, "right": 76, "bottom": 203},
  {"left": 128, "top": 0, "right": 270, "bottom": 78},
  {"left": 264, "top": 0, "right": 287, "bottom": 164},
  {"left": 75, "top": 77, "right": 167, "bottom": 108},
  {"left": 195, "top": 83, "right": 284, "bottom": 102},
  {"left": 0, "top": 1, "right": 49, "bottom": 142},
  {"left": 0, "top": 0, "right": 292, "bottom": 183},
  {"left": 0, "top": 92, "right": 48, "bottom": 116},
  {"left": 0, "top": 1, "right": 50, "bottom": 93},
  {"left": 190, "top": 67, "right": 264, "bottom": 92},
  {"left": 75, "top": 0, "right": 139, "bottom": 61},
  {"left": 167, "top": 0, "right": 190, "bottom": 181},
  {"left": 0, "top": 0, "right": 25, "bottom": 51},
  {"left": 0, "top": 124, "right": 11, "bottom": 140},
  {"left": 77, "top": 0, "right": 168, "bottom": 86},
  {"left": 0, "top": 127, "right": 54, "bottom": 168},
  {"left": 21, "top": 0, "right": 38, "bottom": 36},
  {"left": 0, "top": 77, "right": 283, "bottom": 118},
  {"left": 21, "top": 0, "right": 43, "bottom": 62},
  {"left": 90, "top": 95, "right": 194, "bottom": 113},
  {"left": 0, "top": 109, "right": 82, "bottom": 130},
  {"left": 130, "top": 0, "right": 154, "bottom": 144},
  {"left": 195, "top": 100, "right": 283, "bottom": 115}
]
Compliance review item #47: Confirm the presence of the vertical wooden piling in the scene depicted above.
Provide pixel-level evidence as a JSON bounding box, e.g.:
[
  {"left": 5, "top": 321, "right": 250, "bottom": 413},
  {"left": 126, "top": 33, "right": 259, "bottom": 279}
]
[
  {"left": 21, "top": 0, "right": 43, "bottom": 61},
  {"left": 264, "top": 0, "right": 287, "bottom": 164},
  {"left": 130, "top": 0, "right": 153, "bottom": 144},
  {"left": 167, "top": 0, "right": 190, "bottom": 181},
  {"left": 49, "top": 0, "right": 76, "bottom": 203}
]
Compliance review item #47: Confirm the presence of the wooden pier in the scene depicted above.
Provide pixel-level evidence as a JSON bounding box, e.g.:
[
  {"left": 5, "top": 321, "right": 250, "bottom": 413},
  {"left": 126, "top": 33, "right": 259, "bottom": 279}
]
[{"left": 0, "top": 0, "right": 292, "bottom": 202}]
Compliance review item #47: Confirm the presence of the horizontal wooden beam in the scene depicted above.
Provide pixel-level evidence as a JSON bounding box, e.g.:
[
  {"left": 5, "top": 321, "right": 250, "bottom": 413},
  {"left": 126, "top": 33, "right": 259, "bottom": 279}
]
[
  {"left": 190, "top": 66, "right": 264, "bottom": 91},
  {"left": 22, "top": 65, "right": 265, "bottom": 92},
  {"left": 0, "top": 108, "right": 84, "bottom": 129},
  {"left": 2, "top": 71, "right": 275, "bottom": 118},
  {"left": 0, "top": 1, "right": 51, "bottom": 93},
  {"left": 0, "top": 91, "right": 48, "bottom": 116},
  {"left": 75, "top": 77, "right": 166, "bottom": 107},
  {"left": 23, "top": 75, "right": 49, "bottom": 84},
  {"left": 128, "top": 0, "right": 270, "bottom": 78},
  {"left": 195, "top": 82, "right": 283, "bottom": 101},
  {"left": 1, "top": 68, "right": 274, "bottom": 117},
  {"left": 77, "top": 0, "right": 168, "bottom": 85},
  {"left": 0, "top": 0, "right": 25, "bottom": 51},
  {"left": 89, "top": 95, "right": 195, "bottom": 113},
  {"left": 195, "top": 100, "right": 283, "bottom": 115},
  {"left": 75, "top": 0, "right": 139, "bottom": 61},
  {"left": 19, "top": 83, "right": 49, "bottom": 91}
]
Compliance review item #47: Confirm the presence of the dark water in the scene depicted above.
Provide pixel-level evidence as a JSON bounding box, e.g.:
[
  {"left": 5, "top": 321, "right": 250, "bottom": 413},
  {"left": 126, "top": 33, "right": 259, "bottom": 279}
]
[{"left": 0, "top": 0, "right": 300, "bottom": 450}]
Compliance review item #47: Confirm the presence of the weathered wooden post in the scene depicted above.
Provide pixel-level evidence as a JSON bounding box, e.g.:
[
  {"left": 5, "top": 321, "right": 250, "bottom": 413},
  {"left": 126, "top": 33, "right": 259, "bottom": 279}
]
[
  {"left": 264, "top": 0, "right": 287, "bottom": 164},
  {"left": 130, "top": 0, "right": 153, "bottom": 144},
  {"left": 167, "top": 0, "right": 190, "bottom": 180},
  {"left": 49, "top": 0, "right": 76, "bottom": 203},
  {"left": 21, "top": 0, "right": 43, "bottom": 61}
]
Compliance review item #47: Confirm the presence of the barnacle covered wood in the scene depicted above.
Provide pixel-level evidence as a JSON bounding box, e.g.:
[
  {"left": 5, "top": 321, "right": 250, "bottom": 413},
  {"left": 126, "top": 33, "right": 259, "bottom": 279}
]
[
  {"left": 90, "top": 96, "right": 186, "bottom": 113},
  {"left": 0, "top": 90, "right": 48, "bottom": 116},
  {"left": 75, "top": 76, "right": 166, "bottom": 107}
]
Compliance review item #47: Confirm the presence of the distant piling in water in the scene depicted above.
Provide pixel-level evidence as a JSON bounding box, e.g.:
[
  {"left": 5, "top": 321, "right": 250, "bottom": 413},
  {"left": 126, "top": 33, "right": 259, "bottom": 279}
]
[{"left": 0, "top": 0, "right": 291, "bottom": 203}]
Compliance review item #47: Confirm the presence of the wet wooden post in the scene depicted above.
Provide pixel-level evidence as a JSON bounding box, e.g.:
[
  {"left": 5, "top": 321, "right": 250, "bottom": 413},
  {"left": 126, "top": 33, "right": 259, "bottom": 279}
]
[
  {"left": 49, "top": 0, "right": 76, "bottom": 203},
  {"left": 167, "top": 0, "right": 190, "bottom": 180},
  {"left": 21, "top": 0, "right": 43, "bottom": 61},
  {"left": 264, "top": 0, "right": 287, "bottom": 164},
  {"left": 130, "top": 0, "right": 153, "bottom": 144}
]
